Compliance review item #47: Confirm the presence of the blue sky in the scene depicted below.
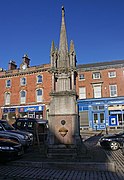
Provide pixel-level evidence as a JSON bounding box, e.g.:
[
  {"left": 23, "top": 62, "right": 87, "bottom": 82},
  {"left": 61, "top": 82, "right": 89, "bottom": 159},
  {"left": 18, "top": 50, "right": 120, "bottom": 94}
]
[{"left": 0, "top": 0, "right": 124, "bottom": 70}]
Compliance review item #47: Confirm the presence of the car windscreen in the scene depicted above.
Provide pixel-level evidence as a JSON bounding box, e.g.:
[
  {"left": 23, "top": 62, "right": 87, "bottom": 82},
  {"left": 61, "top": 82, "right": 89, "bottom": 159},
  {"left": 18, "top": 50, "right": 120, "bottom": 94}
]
[{"left": 16, "top": 121, "right": 34, "bottom": 130}]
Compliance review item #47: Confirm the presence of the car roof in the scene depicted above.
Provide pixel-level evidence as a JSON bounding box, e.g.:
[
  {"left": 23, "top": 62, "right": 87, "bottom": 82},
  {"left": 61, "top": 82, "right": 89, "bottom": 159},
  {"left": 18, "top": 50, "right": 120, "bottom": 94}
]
[
  {"left": 16, "top": 118, "right": 48, "bottom": 124},
  {"left": 0, "top": 119, "right": 7, "bottom": 122}
]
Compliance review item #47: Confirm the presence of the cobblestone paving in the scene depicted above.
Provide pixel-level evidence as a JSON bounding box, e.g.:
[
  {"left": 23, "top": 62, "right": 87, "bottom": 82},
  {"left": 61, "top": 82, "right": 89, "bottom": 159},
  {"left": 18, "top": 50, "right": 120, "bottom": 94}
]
[
  {"left": 105, "top": 149, "right": 124, "bottom": 179},
  {"left": 0, "top": 164, "right": 123, "bottom": 180}
]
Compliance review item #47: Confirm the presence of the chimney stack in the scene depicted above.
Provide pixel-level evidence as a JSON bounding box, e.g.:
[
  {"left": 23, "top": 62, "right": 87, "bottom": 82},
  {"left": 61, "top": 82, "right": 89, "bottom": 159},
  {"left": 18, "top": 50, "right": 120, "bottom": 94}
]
[
  {"left": 22, "top": 54, "right": 30, "bottom": 67},
  {"left": 8, "top": 60, "right": 17, "bottom": 70}
]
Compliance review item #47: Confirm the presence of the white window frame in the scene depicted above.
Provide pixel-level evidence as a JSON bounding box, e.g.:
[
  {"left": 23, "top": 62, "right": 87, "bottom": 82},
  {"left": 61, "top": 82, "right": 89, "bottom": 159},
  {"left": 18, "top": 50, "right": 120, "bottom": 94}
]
[
  {"left": 108, "top": 71, "right": 116, "bottom": 78},
  {"left": 37, "top": 75, "right": 43, "bottom": 84},
  {"left": 79, "top": 74, "right": 85, "bottom": 81},
  {"left": 93, "top": 85, "right": 102, "bottom": 98},
  {"left": 20, "top": 77, "right": 26, "bottom": 86},
  {"left": 109, "top": 85, "right": 117, "bottom": 97},
  {"left": 20, "top": 90, "right": 26, "bottom": 104},
  {"left": 6, "top": 79, "right": 11, "bottom": 88},
  {"left": 5, "top": 92, "right": 10, "bottom": 105},
  {"left": 79, "top": 87, "right": 86, "bottom": 99},
  {"left": 36, "top": 89, "right": 43, "bottom": 102},
  {"left": 92, "top": 72, "right": 101, "bottom": 79}
]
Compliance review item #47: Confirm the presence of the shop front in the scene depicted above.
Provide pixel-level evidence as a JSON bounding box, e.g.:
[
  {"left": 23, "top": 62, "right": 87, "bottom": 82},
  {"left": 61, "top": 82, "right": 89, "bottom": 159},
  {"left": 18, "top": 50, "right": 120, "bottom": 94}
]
[
  {"left": 78, "top": 97, "right": 124, "bottom": 131},
  {"left": 1, "top": 105, "right": 45, "bottom": 123},
  {"left": 2, "top": 108, "right": 16, "bottom": 122},
  {"left": 18, "top": 105, "right": 44, "bottom": 119}
]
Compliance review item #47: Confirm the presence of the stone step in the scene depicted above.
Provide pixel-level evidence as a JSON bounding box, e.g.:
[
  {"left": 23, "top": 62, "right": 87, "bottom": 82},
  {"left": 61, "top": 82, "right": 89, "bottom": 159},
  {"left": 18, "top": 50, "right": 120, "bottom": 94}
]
[{"left": 47, "top": 148, "right": 77, "bottom": 159}]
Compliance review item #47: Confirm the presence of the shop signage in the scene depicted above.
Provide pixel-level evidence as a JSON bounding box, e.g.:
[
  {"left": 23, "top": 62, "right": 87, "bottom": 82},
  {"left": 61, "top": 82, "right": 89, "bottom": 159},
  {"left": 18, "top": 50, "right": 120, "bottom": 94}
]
[
  {"left": 19, "top": 105, "right": 44, "bottom": 112},
  {"left": 109, "top": 116, "right": 118, "bottom": 126},
  {"left": 110, "top": 111, "right": 123, "bottom": 114},
  {"left": 3, "top": 108, "right": 16, "bottom": 113},
  {"left": 109, "top": 100, "right": 124, "bottom": 104}
]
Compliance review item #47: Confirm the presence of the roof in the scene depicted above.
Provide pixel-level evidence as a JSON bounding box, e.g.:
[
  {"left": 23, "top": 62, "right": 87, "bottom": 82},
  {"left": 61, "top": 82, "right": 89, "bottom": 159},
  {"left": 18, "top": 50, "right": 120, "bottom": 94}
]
[
  {"left": 77, "top": 59, "right": 124, "bottom": 71},
  {"left": 16, "top": 118, "right": 48, "bottom": 124}
]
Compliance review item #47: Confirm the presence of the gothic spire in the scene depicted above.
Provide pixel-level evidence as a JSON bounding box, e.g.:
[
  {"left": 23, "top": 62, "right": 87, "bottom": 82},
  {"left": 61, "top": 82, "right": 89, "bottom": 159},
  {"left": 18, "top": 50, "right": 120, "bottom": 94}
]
[
  {"left": 51, "top": 41, "right": 55, "bottom": 54},
  {"left": 70, "top": 40, "right": 75, "bottom": 53},
  {"left": 59, "top": 6, "right": 68, "bottom": 62}
]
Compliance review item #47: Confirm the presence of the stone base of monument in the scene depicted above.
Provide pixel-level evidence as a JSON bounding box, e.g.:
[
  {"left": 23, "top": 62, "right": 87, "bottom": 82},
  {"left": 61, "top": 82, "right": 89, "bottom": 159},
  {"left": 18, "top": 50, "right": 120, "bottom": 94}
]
[{"left": 47, "top": 143, "right": 89, "bottom": 160}]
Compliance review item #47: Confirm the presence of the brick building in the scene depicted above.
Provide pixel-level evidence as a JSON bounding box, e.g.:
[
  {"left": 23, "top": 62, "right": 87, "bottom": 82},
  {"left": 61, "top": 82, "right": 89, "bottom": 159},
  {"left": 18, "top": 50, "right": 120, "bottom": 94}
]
[
  {"left": 0, "top": 55, "right": 51, "bottom": 123},
  {"left": 77, "top": 60, "right": 124, "bottom": 131}
]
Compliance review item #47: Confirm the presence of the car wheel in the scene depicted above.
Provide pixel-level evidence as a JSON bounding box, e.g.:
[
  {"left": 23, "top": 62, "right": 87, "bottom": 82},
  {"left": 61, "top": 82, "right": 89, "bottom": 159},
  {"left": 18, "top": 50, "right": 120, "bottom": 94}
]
[{"left": 110, "top": 141, "right": 119, "bottom": 151}]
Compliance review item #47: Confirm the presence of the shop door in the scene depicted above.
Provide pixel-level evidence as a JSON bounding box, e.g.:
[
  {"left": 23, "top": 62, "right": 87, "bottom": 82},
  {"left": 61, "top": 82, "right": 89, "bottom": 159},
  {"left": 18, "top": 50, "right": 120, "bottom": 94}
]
[
  {"left": 28, "top": 112, "right": 35, "bottom": 118},
  {"left": 93, "top": 112, "right": 105, "bottom": 130}
]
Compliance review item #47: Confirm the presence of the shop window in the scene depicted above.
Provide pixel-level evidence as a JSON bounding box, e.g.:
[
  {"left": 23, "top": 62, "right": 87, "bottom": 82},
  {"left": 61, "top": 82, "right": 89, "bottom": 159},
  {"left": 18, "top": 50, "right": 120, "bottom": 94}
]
[
  {"left": 20, "top": 90, "right": 26, "bottom": 104},
  {"left": 118, "top": 114, "right": 122, "bottom": 125},
  {"left": 20, "top": 77, "right": 26, "bottom": 86},
  {"left": 100, "top": 113, "right": 104, "bottom": 123},
  {"left": 6, "top": 79, "right": 11, "bottom": 88},
  {"left": 37, "top": 75, "right": 43, "bottom": 83},
  {"left": 108, "top": 71, "right": 116, "bottom": 78},
  {"left": 5, "top": 92, "right": 10, "bottom": 105},
  {"left": 109, "top": 85, "right": 117, "bottom": 97},
  {"left": 79, "top": 74, "right": 85, "bottom": 80},
  {"left": 79, "top": 87, "right": 86, "bottom": 99},
  {"left": 92, "top": 72, "right": 101, "bottom": 79},
  {"left": 36, "top": 89, "right": 43, "bottom": 102},
  {"left": 93, "top": 113, "right": 98, "bottom": 124}
]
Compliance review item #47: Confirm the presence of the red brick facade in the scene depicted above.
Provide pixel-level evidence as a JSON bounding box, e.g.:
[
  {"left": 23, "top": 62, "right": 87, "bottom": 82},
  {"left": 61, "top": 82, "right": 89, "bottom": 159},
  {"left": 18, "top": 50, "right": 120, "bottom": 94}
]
[{"left": 76, "top": 61, "right": 124, "bottom": 99}]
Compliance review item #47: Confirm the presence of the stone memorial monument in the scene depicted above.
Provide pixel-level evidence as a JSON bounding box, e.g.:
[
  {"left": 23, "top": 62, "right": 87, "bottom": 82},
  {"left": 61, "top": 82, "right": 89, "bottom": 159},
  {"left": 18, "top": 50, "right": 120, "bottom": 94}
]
[{"left": 47, "top": 6, "right": 84, "bottom": 158}]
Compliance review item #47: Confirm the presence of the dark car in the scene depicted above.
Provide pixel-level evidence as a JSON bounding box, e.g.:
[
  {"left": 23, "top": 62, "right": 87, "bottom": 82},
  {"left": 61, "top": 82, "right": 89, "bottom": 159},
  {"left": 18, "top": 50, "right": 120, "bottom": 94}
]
[
  {"left": 13, "top": 118, "right": 48, "bottom": 143},
  {"left": 99, "top": 131, "right": 124, "bottom": 151},
  {"left": 0, "top": 120, "right": 33, "bottom": 148},
  {"left": 0, "top": 137, "right": 24, "bottom": 162}
]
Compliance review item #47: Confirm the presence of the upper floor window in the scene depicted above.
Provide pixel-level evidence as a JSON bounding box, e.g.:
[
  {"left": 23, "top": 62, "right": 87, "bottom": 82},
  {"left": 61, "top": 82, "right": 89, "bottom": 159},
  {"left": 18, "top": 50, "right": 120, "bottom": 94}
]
[
  {"left": 20, "top": 90, "right": 26, "bottom": 104},
  {"left": 92, "top": 72, "right": 101, "bottom": 79},
  {"left": 20, "top": 77, "right": 26, "bottom": 86},
  {"left": 37, "top": 75, "right": 43, "bottom": 83},
  {"left": 92, "top": 105, "right": 104, "bottom": 111},
  {"left": 36, "top": 89, "right": 43, "bottom": 102},
  {"left": 79, "top": 74, "right": 85, "bottom": 80},
  {"left": 109, "top": 84, "right": 117, "bottom": 97},
  {"left": 6, "top": 79, "right": 11, "bottom": 88},
  {"left": 79, "top": 87, "right": 86, "bottom": 99},
  {"left": 108, "top": 71, "right": 116, "bottom": 78},
  {"left": 93, "top": 85, "right": 102, "bottom": 98},
  {"left": 5, "top": 92, "right": 10, "bottom": 105}
]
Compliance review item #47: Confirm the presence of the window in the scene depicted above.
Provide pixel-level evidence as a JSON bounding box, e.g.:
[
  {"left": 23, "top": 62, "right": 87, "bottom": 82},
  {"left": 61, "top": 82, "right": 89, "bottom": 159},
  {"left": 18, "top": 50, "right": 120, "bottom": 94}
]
[
  {"left": 79, "top": 74, "right": 85, "bottom": 80},
  {"left": 79, "top": 87, "right": 86, "bottom": 99},
  {"left": 93, "top": 113, "right": 98, "bottom": 124},
  {"left": 20, "top": 77, "right": 26, "bottom": 86},
  {"left": 36, "top": 89, "right": 43, "bottom": 102},
  {"left": 5, "top": 92, "right": 10, "bottom": 105},
  {"left": 6, "top": 79, "right": 11, "bottom": 87},
  {"left": 92, "top": 72, "right": 101, "bottom": 79},
  {"left": 92, "top": 105, "right": 104, "bottom": 111},
  {"left": 20, "top": 90, "right": 26, "bottom": 104},
  {"left": 109, "top": 85, "right": 117, "bottom": 97},
  {"left": 108, "top": 71, "right": 116, "bottom": 78},
  {"left": 100, "top": 113, "right": 105, "bottom": 123},
  {"left": 37, "top": 75, "right": 42, "bottom": 83},
  {"left": 93, "top": 85, "right": 101, "bottom": 98}
]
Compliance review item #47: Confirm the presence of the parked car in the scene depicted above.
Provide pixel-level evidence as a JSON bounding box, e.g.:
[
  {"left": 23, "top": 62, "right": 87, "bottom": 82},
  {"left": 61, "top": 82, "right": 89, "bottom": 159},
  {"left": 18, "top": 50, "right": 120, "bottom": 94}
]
[
  {"left": 0, "top": 137, "right": 24, "bottom": 162},
  {"left": 99, "top": 131, "right": 124, "bottom": 151},
  {"left": 0, "top": 120, "right": 33, "bottom": 149},
  {"left": 13, "top": 118, "right": 48, "bottom": 143}
]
